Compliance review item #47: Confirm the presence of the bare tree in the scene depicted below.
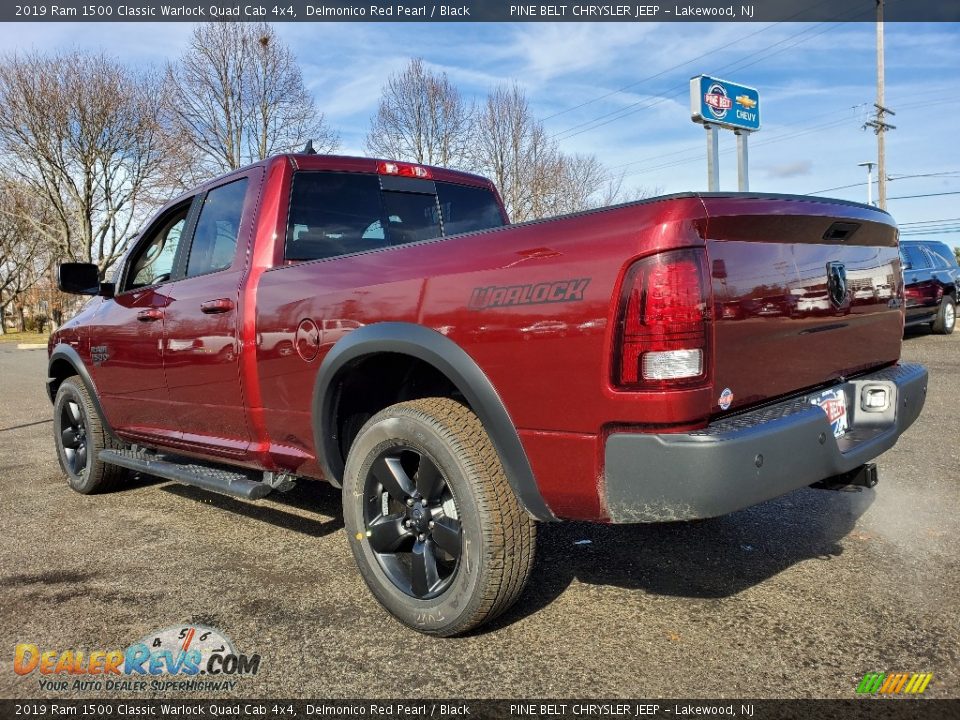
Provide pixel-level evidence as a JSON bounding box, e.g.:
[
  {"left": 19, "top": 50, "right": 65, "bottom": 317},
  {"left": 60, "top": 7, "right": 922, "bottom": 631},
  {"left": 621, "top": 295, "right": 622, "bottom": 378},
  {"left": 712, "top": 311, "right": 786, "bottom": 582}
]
[
  {"left": 0, "top": 51, "right": 185, "bottom": 276},
  {"left": 472, "top": 84, "right": 555, "bottom": 222},
  {"left": 166, "top": 22, "right": 338, "bottom": 176},
  {"left": 366, "top": 58, "right": 474, "bottom": 168},
  {"left": 472, "top": 84, "right": 653, "bottom": 222},
  {"left": 0, "top": 181, "right": 51, "bottom": 333}
]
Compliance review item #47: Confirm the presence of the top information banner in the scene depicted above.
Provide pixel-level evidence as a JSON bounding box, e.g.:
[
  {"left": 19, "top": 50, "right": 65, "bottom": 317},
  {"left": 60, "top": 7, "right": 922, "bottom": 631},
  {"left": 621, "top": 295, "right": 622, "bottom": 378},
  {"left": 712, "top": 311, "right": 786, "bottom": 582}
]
[{"left": 4, "top": 0, "right": 960, "bottom": 23}]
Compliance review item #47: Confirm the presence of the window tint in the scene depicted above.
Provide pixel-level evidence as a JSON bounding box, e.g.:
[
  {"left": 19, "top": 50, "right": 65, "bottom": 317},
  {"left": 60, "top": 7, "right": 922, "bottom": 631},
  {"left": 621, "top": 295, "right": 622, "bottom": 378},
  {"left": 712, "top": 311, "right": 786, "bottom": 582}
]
[
  {"left": 286, "top": 173, "right": 386, "bottom": 261},
  {"left": 900, "top": 245, "right": 929, "bottom": 271},
  {"left": 285, "top": 172, "right": 503, "bottom": 262},
  {"left": 925, "top": 242, "right": 958, "bottom": 269},
  {"left": 186, "top": 178, "right": 248, "bottom": 277},
  {"left": 436, "top": 182, "right": 505, "bottom": 235},
  {"left": 126, "top": 206, "right": 190, "bottom": 290},
  {"left": 381, "top": 191, "right": 441, "bottom": 246}
]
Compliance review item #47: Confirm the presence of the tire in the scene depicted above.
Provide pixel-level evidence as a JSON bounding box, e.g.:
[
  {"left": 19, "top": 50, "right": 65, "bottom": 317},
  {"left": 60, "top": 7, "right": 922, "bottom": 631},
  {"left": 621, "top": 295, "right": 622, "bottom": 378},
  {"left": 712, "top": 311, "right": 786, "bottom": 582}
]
[
  {"left": 932, "top": 296, "right": 956, "bottom": 335},
  {"left": 342, "top": 397, "right": 536, "bottom": 636},
  {"left": 53, "top": 377, "right": 126, "bottom": 494}
]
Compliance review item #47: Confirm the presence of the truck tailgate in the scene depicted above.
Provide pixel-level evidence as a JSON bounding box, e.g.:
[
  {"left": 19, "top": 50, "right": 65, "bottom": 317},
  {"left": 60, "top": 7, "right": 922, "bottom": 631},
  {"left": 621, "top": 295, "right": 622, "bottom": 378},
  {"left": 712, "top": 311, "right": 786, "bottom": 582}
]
[{"left": 701, "top": 195, "right": 902, "bottom": 414}]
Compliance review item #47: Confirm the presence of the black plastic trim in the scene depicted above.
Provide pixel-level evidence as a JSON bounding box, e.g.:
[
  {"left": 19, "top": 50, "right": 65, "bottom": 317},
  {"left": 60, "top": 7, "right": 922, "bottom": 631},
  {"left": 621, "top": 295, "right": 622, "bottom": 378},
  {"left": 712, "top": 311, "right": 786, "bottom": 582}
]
[
  {"left": 311, "top": 322, "right": 556, "bottom": 521},
  {"left": 47, "top": 344, "right": 114, "bottom": 437},
  {"left": 603, "top": 363, "right": 927, "bottom": 523}
]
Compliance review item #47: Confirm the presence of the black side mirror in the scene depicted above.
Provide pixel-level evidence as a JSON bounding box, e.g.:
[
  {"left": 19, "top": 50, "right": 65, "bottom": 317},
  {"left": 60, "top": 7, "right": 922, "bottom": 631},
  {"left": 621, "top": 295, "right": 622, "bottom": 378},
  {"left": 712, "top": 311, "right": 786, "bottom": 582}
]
[{"left": 57, "top": 263, "right": 111, "bottom": 296}]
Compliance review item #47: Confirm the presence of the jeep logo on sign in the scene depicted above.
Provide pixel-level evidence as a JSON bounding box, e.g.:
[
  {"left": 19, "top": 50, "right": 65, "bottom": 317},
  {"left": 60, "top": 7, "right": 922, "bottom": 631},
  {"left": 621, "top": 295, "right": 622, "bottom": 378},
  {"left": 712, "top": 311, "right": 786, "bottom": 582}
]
[{"left": 827, "top": 261, "right": 847, "bottom": 308}]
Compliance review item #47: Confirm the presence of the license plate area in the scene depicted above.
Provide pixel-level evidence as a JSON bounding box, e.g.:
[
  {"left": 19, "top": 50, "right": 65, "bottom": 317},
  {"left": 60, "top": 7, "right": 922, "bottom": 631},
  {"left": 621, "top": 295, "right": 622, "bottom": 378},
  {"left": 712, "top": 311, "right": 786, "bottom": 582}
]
[{"left": 811, "top": 387, "right": 848, "bottom": 438}]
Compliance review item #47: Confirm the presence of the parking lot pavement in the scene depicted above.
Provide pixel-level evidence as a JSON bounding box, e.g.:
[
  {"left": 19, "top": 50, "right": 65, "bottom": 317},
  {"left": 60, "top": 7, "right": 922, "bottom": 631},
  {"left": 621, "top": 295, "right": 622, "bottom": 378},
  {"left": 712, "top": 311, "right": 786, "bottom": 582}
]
[{"left": 0, "top": 334, "right": 957, "bottom": 700}]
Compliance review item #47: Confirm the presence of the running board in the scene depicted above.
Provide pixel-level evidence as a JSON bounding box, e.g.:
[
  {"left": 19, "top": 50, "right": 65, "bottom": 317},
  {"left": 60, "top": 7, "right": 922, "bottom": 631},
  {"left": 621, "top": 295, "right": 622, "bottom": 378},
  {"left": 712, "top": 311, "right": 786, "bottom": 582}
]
[{"left": 99, "top": 448, "right": 272, "bottom": 500}]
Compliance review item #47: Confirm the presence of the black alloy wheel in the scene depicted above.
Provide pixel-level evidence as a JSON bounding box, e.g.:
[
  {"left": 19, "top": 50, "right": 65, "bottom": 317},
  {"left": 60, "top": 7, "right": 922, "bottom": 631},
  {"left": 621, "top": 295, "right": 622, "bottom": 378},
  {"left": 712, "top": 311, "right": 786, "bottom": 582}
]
[
  {"left": 59, "top": 397, "right": 89, "bottom": 476},
  {"left": 342, "top": 397, "right": 536, "bottom": 636},
  {"left": 53, "top": 377, "right": 126, "bottom": 494},
  {"left": 363, "top": 447, "right": 462, "bottom": 599}
]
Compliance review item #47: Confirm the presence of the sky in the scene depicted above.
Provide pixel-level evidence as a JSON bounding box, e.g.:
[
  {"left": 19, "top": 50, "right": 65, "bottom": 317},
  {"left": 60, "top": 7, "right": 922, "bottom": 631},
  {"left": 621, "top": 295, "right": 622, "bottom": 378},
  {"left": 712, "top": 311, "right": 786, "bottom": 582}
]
[{"left": 1, "top": 19, "right": 958, "bottom": 248}]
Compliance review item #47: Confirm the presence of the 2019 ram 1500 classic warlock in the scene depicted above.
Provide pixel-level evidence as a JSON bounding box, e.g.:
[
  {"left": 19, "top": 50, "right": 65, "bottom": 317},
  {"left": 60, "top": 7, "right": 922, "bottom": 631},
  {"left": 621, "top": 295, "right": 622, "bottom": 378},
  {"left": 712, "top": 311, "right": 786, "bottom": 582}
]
[{"left": 49, "top": 153, "right": 927, "bottom": 636}]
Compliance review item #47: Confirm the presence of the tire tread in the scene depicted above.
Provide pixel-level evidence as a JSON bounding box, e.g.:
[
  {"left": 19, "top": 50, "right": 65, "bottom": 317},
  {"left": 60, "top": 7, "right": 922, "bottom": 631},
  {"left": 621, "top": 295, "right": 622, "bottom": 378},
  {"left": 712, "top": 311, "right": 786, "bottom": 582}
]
[{"left": 352, "top": 397, "right": 536, "bottom": 636}]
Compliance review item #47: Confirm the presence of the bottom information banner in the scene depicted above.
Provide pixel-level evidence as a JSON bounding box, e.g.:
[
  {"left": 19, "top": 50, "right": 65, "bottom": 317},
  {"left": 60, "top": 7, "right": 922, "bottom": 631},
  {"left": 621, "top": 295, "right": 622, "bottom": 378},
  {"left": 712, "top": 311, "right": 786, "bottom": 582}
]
[{"left": 1, "top": 699, "right": 957, "bottom": 720}]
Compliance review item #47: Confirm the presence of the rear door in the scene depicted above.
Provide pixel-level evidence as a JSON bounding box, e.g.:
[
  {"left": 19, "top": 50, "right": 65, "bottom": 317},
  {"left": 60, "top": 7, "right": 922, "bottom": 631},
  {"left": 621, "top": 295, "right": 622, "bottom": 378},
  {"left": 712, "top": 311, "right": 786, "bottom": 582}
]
[
  {"left": 160, "top": 172, "right": 259, "bottom": 455},
  {"left": 901, "top": 243, "right": 938, "bottom": 322}
]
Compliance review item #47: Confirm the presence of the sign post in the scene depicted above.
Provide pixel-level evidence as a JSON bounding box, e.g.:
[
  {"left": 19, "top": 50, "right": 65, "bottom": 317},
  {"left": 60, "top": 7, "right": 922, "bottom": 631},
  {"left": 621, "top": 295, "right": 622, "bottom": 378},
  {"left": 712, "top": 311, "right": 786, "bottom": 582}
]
[
  {"left": 736, "top": 130, "right": 749, "bottom": 191},
  {"left": 690, "top": 75, "right": 761, "bottom": 192},
  {"left": 705, "top": 124, "right": 719, "bottom": 192}
]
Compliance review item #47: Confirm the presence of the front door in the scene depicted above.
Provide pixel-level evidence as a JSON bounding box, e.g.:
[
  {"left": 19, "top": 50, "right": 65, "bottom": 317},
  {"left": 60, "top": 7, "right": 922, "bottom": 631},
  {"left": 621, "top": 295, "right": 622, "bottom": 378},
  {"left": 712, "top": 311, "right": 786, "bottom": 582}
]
[{"left": 88, "top": 199, "right": 195, "bottom": 439}]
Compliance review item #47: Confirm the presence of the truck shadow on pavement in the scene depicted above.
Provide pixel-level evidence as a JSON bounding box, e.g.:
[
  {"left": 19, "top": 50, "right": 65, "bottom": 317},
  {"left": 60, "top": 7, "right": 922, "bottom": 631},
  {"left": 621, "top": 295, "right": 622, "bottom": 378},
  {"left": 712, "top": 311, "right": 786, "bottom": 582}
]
[
  {"left": 159, "top": 481, "right": 344, "bottom": 538},
  {"left": 487, "top": 486, "right": 875, "bottom": 632}
]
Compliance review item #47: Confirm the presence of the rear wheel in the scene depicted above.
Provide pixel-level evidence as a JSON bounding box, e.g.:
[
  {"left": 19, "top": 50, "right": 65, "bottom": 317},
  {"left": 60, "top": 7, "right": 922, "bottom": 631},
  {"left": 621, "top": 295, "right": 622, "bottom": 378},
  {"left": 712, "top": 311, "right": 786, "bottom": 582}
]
[
  {"left": 53, "top": 378, "right": 126, "bottom": 494},
  {"left": 342, "top": 397, "right": 536, "bottom": 636},
  {"left": 932, "top": 296, "right": 956, "bottom": 335}
]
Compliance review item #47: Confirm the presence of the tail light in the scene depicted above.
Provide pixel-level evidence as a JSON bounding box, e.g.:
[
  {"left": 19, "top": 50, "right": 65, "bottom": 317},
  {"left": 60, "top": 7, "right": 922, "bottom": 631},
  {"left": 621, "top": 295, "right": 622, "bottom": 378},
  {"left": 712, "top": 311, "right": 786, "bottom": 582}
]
[
  {"left": 377, "top": 161, "right": 432, "bottom": 179},
  {"left": 615, "top": 248, "right": 712, "bottom": 389}
]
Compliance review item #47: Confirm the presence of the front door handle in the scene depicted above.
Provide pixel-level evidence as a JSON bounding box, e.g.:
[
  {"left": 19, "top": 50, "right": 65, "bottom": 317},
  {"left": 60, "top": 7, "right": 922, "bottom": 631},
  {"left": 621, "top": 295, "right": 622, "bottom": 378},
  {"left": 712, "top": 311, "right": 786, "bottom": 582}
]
[
  {"left": 201, "top": 298, "right": 235, "bottom": 314},
  {"left": 137, "top": 309, "right": 162, "bottom": 322}
]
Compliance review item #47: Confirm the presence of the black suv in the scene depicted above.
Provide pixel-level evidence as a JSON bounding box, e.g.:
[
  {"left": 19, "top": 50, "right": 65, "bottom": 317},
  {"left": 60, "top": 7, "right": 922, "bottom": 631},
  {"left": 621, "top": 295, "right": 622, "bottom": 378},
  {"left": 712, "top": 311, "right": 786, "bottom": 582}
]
[{"left": 900, "top": 239, "right": 958, "bottom": 335}]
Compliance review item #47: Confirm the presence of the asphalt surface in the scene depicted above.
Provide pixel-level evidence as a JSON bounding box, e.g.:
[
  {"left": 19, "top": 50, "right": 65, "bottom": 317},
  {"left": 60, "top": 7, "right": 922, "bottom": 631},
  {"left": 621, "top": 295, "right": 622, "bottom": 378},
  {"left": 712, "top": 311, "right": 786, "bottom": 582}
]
[{"left": 0, "top": 331, "right": 957, "bottom": 701}]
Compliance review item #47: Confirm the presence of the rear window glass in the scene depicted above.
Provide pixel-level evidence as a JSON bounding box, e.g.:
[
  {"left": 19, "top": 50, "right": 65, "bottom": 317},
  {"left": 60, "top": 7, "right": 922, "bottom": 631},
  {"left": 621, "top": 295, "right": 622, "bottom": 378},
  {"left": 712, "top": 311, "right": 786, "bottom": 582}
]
[
  {"left": 286, "top": 173, "right": 386, "bottom": 261},
  {"left": 925, "top": 242, "right": 958, "bottom": 269},
  {"left": 285, "top": 172, "right": 504, "bottom": 262},
  {"left": 435, "top": 181, "right": 505, "bottom": 235},
  {"left": 381, "top": 190, "right": 442, "bottom": 246},
  {"left": 900, "top": 245, "right": 929, "bottom": 270}
]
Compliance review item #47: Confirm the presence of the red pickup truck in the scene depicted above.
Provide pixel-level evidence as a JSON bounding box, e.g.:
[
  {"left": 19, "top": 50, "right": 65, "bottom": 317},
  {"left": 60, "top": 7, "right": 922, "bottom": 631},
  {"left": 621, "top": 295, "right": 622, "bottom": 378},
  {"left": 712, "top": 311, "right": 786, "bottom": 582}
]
[{"left": 50, "top": 153, "right": 927, "bottom": 636}]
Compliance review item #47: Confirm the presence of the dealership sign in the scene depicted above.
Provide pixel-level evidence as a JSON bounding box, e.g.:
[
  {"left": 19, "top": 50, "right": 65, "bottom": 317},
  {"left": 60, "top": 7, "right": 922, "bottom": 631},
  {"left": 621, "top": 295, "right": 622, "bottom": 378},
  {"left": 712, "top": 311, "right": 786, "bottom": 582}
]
[{"left": 690, "top": 75, "right": 761, "bottom": 132}]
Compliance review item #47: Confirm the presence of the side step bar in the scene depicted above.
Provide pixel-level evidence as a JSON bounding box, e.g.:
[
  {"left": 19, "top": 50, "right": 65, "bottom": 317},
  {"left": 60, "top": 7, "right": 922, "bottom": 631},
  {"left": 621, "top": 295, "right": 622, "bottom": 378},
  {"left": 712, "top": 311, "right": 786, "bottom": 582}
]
[{"left": 99, "top": 448, "right": 272, "bottom": 500}]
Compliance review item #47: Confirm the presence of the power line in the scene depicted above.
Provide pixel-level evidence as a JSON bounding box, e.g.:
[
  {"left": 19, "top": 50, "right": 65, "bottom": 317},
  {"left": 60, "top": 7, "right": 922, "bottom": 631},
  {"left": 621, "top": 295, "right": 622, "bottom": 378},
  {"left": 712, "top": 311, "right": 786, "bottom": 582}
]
[
  {"left": 541, "top": 23, "right": 781, "bottom": 122},
  {"left": 900, "top": 216, "right": 960, "bottom": 226},
  {"left": 889, "top": 191, "right": 960, "bottom": 200},
  {"left": 541, "top": 0, "right": 848, "bottom": 123},
  {"left": 605, "top": 98, "right": 960, "bottom": 185},
  {"left": 900, "top": 229, "right": 960, "bottom": 236},
  {"left": 551, "top": 17, "right": 857, "bottom": 142},
  {"left": 808, "top": 172, "right": 960, "bottom": 196},
  {"left": 553, "top": 0, "right": 879, "bottom": 143}
]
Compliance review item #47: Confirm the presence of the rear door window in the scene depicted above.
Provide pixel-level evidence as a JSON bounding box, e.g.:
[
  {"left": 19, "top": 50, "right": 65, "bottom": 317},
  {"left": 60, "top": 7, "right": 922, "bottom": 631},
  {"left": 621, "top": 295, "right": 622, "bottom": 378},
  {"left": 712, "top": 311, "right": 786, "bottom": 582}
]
[{"left": 186, "top": 178, "right": 249, "bottom": 277}]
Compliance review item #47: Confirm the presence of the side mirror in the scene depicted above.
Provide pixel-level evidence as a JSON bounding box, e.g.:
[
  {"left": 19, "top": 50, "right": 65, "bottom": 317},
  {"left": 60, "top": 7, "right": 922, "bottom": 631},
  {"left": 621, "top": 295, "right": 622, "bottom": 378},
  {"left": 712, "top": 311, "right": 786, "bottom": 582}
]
[{"left": 57, "top": 263, "right": 112, "bottom": 297}]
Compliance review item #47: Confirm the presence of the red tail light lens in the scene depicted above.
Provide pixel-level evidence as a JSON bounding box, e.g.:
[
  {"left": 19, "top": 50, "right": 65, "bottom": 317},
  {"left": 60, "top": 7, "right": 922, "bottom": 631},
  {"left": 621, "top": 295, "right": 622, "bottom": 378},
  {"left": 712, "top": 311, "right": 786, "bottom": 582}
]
[
  {"left": 377, "top": 161, "right": 432, "bottom": 179},
  {"left": 615, "top": 248, "right": 712, "bottom": 388}
]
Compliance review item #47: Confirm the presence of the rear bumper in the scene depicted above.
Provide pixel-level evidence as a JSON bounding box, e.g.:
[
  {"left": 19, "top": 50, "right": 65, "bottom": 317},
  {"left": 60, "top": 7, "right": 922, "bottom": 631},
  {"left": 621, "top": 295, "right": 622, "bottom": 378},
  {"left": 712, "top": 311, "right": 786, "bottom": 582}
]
[{"left": 602, "top": 363, "right": 927, "bottom": 523}]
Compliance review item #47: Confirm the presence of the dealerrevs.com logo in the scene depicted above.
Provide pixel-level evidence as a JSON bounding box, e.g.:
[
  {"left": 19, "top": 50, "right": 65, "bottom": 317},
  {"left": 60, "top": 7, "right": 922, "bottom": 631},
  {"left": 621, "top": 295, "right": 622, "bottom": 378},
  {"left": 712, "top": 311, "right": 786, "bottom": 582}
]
[{"left": 14, "top": 625, "right": 261, "bottom": 693}]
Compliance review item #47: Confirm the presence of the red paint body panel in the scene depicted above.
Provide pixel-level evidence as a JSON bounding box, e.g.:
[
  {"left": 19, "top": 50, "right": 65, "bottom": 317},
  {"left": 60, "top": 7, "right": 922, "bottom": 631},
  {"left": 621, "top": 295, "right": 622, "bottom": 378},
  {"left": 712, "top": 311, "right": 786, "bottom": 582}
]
[
  {"left": 52, "top": 152, "right": 905, "bottom": 521},
  {"left": 700, "top": 196, "right": 902, "bottom": 413}
]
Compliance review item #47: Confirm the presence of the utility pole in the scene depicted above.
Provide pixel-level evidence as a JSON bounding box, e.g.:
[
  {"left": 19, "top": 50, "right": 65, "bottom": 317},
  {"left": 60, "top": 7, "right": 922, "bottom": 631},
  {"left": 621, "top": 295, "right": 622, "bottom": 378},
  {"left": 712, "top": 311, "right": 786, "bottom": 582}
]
[{"left": 864, "top": 0, "right": 895, "bottom": 209}]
